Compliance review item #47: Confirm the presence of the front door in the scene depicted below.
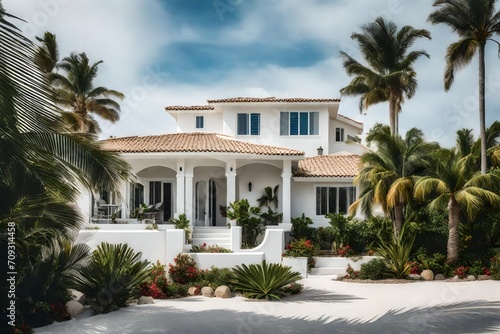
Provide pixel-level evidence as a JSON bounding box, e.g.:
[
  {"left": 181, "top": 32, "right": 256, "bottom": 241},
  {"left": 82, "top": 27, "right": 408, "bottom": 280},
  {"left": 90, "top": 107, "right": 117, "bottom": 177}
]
[
  {"left": 195, "top": 181, "right": 206, "bottom": 226},
  {"left": 209, "top": 179, "right": 217, "bottom": 226}
]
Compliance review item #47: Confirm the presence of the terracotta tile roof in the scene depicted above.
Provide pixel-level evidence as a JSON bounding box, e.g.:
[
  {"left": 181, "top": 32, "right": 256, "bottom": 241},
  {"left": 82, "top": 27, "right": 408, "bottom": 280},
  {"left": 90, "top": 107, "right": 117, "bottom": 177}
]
[
  {"left": 295, "top": 153, "right": 360, "bottom": 177},
  {"left": 338, "top": 114, "right": 363, "bottom": 126},
  {"left": 101, "top": 133, "right": 304, "bottom": 156},
  {"left": 207, "top": 97, "right": 340, "bottom": 103},
  {"left": 165, "top": 105, "right": 215, "bottom": 111}
]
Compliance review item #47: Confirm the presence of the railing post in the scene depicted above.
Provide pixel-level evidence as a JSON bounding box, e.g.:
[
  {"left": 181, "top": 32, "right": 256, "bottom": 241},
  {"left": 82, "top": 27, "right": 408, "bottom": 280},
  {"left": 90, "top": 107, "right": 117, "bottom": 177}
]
[{"left": 230, "top": 226, "right": 242, "bottom": 252}]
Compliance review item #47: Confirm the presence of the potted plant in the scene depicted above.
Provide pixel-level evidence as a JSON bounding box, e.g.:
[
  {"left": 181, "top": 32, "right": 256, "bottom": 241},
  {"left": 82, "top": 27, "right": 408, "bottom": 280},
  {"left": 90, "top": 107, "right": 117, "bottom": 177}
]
[
  {"left": 257, "top": 185, "right": 282, "bottom": 225},
  {"left": 169, "top": 213, "right": 191, "bottom": 244},
  {"left": 282, "top": 238, "right": 317, "bottom": 278},
  {"left": 134, "top": 203, "right": 149, "bottom": 222}
]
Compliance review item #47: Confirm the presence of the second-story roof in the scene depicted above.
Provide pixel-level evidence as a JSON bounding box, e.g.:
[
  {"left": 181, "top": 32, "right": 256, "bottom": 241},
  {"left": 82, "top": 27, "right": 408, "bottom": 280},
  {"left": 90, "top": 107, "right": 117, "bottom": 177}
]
[{"left": 207, "top": 97, "right": 341, "bottom": 103}]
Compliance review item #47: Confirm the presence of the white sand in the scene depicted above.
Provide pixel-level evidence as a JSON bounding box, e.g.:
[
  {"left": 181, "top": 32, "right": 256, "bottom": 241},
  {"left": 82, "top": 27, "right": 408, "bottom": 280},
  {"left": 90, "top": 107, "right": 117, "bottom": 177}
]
[{"left": 34, "top": 277, "right": 500, "bottom": 334}]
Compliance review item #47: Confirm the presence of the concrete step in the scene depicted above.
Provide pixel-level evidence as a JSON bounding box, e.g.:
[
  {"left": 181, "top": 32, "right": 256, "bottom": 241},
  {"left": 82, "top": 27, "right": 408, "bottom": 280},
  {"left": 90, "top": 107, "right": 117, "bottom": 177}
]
[
  {"left": 193, "top": 232, "right": 230, "bottom": 239},
  {"left": 313, "top": 257, "right": 352, "bottom": 267},
  {"left": 310, "top": 267, "right": 347, "bottom": 275}
]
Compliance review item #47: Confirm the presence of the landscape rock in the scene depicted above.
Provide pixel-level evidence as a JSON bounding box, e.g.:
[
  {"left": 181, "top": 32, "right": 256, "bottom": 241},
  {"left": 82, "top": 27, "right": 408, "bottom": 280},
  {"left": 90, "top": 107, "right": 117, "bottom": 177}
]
[
  {"left": 138, "top": 296, "right": 154, "bottom": 304},
  {"left": 70, "top": 289, "right": 86, "bottom": 304},
  {"left": 408, "top": 274, "right": 421, "bottom": 280},
  {"left": 215, "top": 285, "right": 231, "bottom": 298},
  {"left": 421, "top": 269, "right": 434, "bottom": 281},
  {"left": 66, "top": 301, "right": 84, "bottom": 318},
  {"left": 477, "top": 275, "right": 492, "bottom": 281},
  {"left": 188, "top": 286, "right": 200, "bottom": 296},
  {"left": 434, "top": 274, "right": 445, "bottom": 281},
  {"left": 467, "top": 275, "right": 476, "bottom": 281},
  {"left": 201, "top": 286, "right": 214, "bottom": 297}
]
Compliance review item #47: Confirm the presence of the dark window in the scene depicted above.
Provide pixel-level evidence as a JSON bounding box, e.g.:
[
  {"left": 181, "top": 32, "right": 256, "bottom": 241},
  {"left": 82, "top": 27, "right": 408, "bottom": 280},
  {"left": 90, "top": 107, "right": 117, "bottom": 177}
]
[
  {"left": 149, "top": 181, "right": 162, "bottom": 205},
  {"left": 237, "top": 113, "right": 260, "bottom": 135},
  {"left": 280, "top": 111, "right": 319, "bottom": 136},
  {"left": 336, "top": 128, "right": 345, "bottom": 142},
  {"left": 195, "top": 116, "right": 204, "bottom": 129},
  {"left": 316, "top": 186, "right": 356, "bottom": 215}
]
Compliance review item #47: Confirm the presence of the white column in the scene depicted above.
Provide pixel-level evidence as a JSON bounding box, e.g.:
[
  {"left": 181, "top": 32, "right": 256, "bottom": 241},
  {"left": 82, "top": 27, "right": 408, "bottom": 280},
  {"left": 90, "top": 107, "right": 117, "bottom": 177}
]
[
  {"left": 281, "top": 160, "right": 292, "bottom": 230},
  {"left": 185, "top": 172, "right": 194, "bottom": 227},
  {"left": 226, "top": 160, "right": 237, "bottom": 226},
  {"left": 119, "top": 180, "right": 128, "bottom": 219},
  {"left": 176, "top": 161, "right": 185, "bottom": 217}
]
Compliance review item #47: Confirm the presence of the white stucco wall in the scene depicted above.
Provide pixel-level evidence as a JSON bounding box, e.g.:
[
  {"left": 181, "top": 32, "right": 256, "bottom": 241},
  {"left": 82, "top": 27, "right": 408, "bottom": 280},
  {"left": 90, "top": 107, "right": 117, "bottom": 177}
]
[
  {"left": 291, "top": 179, "right": 358, "bottom": 226},
  {"left": 221, "top": 106, "right": 331, "bottom": 157},
  {"left": 176, "top": 112, "right": 223, "bottom": 133},
  {"left": 236, "top": 163, "right": 282, "bottom": 211}
]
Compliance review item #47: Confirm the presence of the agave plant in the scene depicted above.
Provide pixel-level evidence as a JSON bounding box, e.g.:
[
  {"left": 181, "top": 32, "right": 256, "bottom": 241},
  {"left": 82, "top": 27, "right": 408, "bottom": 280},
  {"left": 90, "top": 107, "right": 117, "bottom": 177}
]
[
  {"left": 71, "top": 243, "right": 151, "bottom": 314},
  {"left": 375, "top": 223, "right": 416, "bottom": 278},
  {"left": 230, "top": 261, "right": 302, "bottom": 300}
]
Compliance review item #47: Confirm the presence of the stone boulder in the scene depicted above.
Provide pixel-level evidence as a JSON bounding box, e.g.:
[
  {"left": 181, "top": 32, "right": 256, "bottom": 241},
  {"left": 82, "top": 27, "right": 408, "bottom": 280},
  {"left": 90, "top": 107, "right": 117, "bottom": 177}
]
[
  {"left": 467, "top": 275, "right": 476, "bottom": 281},
  {"left": 201, "top": 286, "right": 214, "bottom": 297},
  {"left": 408, "top": 274, "right": 421, "bottom": 280},
  {"left": 188, "top": 286, "right": 200, "bottom": 296},
  {"left": 66, "top": 301, "right": 84, "bottom": 318},
  {"left": 138, "top": 296, "right": 154, "bottom": 304},
  {"left": 478, "top": 275, "right": 492, "bottom": 281},
  {"left": 421, "top": 269, "right": 434, "bottom": 281},
  {"left": 215, "top": 286, "right": 231, "bottom": 298},
  {"left": 434, "top": 274, "right": 445, "bottom": 281}
]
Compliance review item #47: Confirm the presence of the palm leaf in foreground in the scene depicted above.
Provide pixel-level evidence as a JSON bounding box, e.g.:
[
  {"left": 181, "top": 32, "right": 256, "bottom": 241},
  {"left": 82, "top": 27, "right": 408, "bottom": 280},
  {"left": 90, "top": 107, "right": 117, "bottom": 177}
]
[{"left": 230, "top": 261, "right": 301, "bottom": 300}]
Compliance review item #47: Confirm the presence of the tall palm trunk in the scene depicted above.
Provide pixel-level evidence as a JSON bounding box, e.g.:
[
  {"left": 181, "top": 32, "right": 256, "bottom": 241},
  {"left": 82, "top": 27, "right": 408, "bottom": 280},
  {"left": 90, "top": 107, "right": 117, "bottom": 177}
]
[
  {"left": 389, "top": 94, "right": 397, "bottom": 136},
  {"left": 393, "top": 202, "right": 403, "bottom": 237},
  {"left": 447, "top": 196, "right": 460, "bottom": 262},
  {"left": 392, "top": 202, "right": 404, "bottom": 237},
  {"left": 479, "top": 44, "right": 487, "bottom": 174}
]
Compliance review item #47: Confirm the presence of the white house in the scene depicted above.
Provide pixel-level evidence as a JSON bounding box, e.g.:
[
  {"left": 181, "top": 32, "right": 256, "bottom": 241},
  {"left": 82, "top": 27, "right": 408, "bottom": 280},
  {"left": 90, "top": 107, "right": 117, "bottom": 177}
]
[{"left": 79, "top": 97, "right": 368, "bottom": 229}]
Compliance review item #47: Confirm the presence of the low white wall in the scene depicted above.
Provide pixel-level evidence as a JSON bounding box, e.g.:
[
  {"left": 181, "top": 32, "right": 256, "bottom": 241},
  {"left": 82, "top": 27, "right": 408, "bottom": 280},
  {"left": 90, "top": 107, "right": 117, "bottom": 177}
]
[
  {"left": 77, "top": 229, "right": 185, "bottom": 266},
  {"left": 241, "top": 229, "right": 284, "bottom": 264},
  {"left": 189, "top": 252, "right": 265, "bottom": 270}
]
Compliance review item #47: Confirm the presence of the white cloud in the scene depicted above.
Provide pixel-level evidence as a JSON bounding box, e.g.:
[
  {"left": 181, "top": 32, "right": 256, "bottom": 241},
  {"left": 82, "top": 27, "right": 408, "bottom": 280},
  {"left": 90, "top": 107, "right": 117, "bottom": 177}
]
[{"left": 2, "top": 0, "right": 498, "bottom": 148}]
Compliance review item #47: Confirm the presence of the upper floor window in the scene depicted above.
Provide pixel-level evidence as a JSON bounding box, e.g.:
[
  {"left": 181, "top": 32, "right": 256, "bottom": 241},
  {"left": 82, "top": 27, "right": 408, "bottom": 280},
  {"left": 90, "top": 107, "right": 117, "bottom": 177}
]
[
  {"left": 237, "top": 113, "right": 260, "bottom": 135},
  {"left": 316, "top": 186, "right": 356, "bottom": 215},
  {"left": 195, "top": 116, "right": 204, "bottom": 129},
  {"left": 335, "top": 127, "right": 345, "bottom": 142},
  {"left": 280, "top": 111, "right": 319, "bottom": 136}
]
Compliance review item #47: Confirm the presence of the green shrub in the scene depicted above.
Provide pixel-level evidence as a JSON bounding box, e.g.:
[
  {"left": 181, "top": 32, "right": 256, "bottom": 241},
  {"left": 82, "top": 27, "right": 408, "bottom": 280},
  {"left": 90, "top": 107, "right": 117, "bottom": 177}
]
[
  {"left": 226, "top": 199, "right": 263, "bottom": 248},
  {"left": 291, "top": 213, "right": 316, "bottom": 241},
  {"left": 375, "top": 223, "right": 416, "bottom": 278},
  {"left": 199, "top": 266, "right": 234, "bottom": 290},
  {"left": 165, "top": 282, "right": 189, "bottom": 297},
  {"left": 415, "top": 251, "right": 447, "bottom": 275},
  {"left": 169, "top": 213, "right": 191, "bottom": 244},
  {"left": 283, "top": 238, "right": 317, "bottom": 272},
  {"left": 230, "top": 261, "right": 302, "bottom": 300},
  {"left": 139, "top": 261, "right": 168, "bottom": 299},
  {"left": 168, "top": 254, "right": 200, "bottom": 284},
  {"left": 71, "top": 243, "right": 151, "bottom": 314},
  {"left": 490, "top": 254, "right": 500, "bottom": 280},
  {"left": 468, "top": 260, "right": 485, "bottom": 276},
  {"left": 190, "top": 243, "right": 232, "bottom": 253},
  {"left": 358, "top": 258, "right": 388, "bottom": 280}
]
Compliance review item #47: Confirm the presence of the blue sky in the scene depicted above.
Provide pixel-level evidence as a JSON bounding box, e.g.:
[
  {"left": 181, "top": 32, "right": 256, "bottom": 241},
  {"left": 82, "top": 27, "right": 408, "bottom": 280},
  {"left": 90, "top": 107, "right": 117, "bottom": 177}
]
[{"left": 3, "top": 0, "right": 500, "bottom": 147}]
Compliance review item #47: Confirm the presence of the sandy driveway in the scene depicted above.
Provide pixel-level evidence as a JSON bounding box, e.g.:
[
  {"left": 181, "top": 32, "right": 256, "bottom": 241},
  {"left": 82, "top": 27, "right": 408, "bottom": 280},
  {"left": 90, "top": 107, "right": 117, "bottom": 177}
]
[{"left": 35, "top": 277, "right": 500, "bottom": 334}]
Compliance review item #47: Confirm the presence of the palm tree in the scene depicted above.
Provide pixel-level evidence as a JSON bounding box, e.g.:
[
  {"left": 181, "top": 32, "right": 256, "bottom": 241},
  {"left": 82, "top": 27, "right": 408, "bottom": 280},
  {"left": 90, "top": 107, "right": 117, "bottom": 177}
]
[
  {"left": 0, "top": 8, "right": 131, "bottom": 329},
  {"left": 414, "top": 149, "right": 500, "bottom": 262},
  {"left": 50, "top": 52, "right": 124, "bottom": 134},
  {"left": 456, "top": 121, "right": 500, "bottom": 169},
  {"left": 34, "top": 31, "right": 59, "bottom": 74},
  {"left": 340, "top": 17, "right": 431, "bottom": 135},
  {"left": 350, "top": 124, "right": 437, "bottom": 236},
  {"left": 428, "top": 0, "right": 500, "bottom": 174},
  {"left": 257, "top": 185, "right": 279, "bottom": 210}
]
